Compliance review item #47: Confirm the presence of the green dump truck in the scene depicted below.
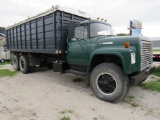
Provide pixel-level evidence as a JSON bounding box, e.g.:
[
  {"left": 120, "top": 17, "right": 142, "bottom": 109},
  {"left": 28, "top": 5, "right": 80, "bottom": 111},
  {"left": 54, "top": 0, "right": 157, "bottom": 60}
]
[{"left": 6, "top": 6, "right": 154, "bottom": 103}]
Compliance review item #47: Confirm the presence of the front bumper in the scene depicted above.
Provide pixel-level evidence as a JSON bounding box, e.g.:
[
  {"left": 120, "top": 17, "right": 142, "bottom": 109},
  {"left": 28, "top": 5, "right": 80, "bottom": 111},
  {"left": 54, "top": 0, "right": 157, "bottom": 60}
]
[{"left": 131, "top": 65, "right": 155, "bottom": 85}]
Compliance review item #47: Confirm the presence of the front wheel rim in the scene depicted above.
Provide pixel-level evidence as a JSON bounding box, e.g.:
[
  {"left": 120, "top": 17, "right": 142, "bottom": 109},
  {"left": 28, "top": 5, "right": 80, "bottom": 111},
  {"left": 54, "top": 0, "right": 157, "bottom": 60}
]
[{"left": 97, "top": 73, "right": 117, "bottom": 95}]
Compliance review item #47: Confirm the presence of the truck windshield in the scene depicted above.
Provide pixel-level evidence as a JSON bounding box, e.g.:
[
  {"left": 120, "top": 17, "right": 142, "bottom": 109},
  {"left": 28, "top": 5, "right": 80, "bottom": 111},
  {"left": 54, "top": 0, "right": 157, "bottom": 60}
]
[{"left": 90, "top": 23, "right": 114, "bottom": 38}]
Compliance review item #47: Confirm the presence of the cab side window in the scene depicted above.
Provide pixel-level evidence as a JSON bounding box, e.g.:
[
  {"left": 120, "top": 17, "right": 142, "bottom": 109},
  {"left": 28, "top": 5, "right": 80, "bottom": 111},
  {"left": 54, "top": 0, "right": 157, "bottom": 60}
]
[{"left": 75, "top": 26, "right": 88, "bottom": 39}]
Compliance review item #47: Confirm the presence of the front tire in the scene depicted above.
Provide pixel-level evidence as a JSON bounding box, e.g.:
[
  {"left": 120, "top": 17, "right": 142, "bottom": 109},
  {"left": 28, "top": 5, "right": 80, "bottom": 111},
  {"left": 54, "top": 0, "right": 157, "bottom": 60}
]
[
  {"left": 90, "top": 63, "right": 129, "bottom": 103},
  {"left": 19, "top": 56, "right": 30, "bottom": 74}
]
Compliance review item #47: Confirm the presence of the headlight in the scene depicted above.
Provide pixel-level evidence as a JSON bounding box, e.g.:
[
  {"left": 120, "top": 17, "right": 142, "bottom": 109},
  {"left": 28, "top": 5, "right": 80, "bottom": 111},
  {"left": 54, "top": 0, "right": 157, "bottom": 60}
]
[{"left": 131, "top": 52, "right": 136, "bottom": 64}]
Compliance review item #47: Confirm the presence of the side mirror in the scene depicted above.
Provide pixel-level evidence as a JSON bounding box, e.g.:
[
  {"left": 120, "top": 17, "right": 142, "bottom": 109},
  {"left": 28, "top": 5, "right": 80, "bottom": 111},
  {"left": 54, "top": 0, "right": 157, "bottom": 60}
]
[
  {"left": 68, "top": 22, "right": 75, "bottom": 37},
  {"left": 0, "top": 27, "right": 6, "bottom": 38}
]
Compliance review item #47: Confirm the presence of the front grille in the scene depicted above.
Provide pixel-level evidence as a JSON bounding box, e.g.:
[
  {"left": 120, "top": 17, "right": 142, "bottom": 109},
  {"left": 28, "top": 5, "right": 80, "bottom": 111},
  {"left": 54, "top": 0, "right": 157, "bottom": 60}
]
[{"left": 141, "top": 40, "right": 153, "bottom": 70}]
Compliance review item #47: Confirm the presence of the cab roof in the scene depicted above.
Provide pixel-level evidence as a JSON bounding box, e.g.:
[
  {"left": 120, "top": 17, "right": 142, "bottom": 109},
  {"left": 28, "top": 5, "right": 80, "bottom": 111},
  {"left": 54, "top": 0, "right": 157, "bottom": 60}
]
[{"left": 77, "top": 19, "right": 112, "bottom": 26}]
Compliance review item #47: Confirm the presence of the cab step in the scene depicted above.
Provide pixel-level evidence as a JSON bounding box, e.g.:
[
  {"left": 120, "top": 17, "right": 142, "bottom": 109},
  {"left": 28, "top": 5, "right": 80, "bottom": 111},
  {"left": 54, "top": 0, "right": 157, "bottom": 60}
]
[{"left": 66, "top": 69, "right": 86, "bottom": 76}]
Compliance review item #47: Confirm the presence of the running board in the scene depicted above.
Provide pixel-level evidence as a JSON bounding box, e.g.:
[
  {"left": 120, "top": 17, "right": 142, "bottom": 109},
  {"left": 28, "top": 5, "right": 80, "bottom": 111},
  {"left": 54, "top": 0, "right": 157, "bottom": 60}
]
[{"left": 66, "top": 69, "right": 86, "bottom": 76}]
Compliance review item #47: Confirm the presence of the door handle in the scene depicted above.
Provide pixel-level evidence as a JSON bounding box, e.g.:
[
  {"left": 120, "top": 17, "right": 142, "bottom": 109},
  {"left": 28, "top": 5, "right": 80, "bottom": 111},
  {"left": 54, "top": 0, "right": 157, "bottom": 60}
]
[{"left": 67, "top": 37, "right": 70, "bottom": 45}]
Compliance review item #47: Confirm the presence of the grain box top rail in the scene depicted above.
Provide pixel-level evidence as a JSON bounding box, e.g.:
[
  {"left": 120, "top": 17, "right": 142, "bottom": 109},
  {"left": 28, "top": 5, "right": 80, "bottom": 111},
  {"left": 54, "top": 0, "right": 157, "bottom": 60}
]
[{"left": 6, "top": 5, "right": 95, "bottom": 30}]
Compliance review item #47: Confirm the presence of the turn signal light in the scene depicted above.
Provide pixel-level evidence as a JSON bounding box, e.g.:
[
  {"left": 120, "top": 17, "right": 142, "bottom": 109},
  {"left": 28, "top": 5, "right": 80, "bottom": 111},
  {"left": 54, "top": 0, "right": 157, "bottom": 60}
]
[{"left": 124, "top": 42, "right": 130, "bottom": 48}]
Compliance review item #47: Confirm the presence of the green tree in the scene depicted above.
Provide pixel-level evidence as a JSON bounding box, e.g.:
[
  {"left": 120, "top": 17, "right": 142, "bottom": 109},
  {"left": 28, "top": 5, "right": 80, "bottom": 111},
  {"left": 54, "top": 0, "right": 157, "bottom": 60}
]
[{"left": 116, "top": 33, "right": 129, "bottom": 36}]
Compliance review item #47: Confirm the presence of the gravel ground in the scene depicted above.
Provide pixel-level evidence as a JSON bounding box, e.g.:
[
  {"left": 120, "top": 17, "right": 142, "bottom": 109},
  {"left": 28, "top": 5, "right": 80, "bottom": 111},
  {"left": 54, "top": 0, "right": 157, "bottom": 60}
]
[{"left": 0, "top": 63, "right": 160, "bottom": 120}]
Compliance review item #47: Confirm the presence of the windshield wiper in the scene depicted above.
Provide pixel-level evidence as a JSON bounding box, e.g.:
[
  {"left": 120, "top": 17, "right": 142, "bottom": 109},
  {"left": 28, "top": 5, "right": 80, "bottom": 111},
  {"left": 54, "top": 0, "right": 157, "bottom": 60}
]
[{"left": 90, "top": 35, "right": 106, "bottom": 38}]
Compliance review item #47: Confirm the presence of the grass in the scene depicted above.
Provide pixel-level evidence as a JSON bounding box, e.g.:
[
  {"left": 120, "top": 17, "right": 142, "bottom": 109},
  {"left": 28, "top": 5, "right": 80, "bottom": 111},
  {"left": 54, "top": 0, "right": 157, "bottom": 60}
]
[
  {"left": 152, "top": 66, "right": 160, "bottom": 77},
  {"left": 124, "top": 95, "right": 140, "bottom": 107},
  {"left": 72, "top": 78, "right": 83, "bottom": 82},
  {"left": 140, "top": 96, "right": 145, "bottom": 98},
  {"left": 131, "top": 103, "right": 140, "bottom": 107},
  {"left": 147, "top": 108, "right": 153, "bottom": 114},
  {"left": 139, "top": 80, "right": 160, "bottom": 92},
  {"left": 60, "top": 116, "right": 70, "bottom": 120},
  {"left": 127, "top": 95, "right": 135, "bottom": 99},
  {"left": 0, "top": 69, "right": 18, "bottom": 77},
  {"left": 59, "top": 109, "right": 73, "bottom": 120},
  {"left": 0, "top": 61, "right": 11, "bottom": 65},
  {"left": 93, "top": 117, "right": 98, "bottom": 120},
  {"left": 153, "top": 49, "right": 160, "bottom": 52},
  {"left": 124, "top": 96, "right": 135, "bottom": 103},
  {"left": 60, "top": 109, "right": 74, "bottom": 114}
]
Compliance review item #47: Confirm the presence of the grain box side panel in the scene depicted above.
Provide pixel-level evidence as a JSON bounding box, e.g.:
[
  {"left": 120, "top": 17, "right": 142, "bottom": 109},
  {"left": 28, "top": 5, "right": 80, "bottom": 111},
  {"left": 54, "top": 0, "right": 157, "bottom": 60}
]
[
  {"left": 7, "top": 10, "right": 88, "bottom": 54},
  {"left": 43, "top": 13, "right": 56, "bottom": 50},
  {"left": 7, "top": 13, "right": 57, "bottom": 54}
]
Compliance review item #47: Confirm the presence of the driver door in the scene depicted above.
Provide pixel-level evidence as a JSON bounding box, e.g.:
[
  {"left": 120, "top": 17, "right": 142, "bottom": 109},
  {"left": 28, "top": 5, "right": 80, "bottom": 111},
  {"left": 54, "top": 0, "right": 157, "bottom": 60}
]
[{"left": 67, "top": 25, "right": 89, "bottom": 71}]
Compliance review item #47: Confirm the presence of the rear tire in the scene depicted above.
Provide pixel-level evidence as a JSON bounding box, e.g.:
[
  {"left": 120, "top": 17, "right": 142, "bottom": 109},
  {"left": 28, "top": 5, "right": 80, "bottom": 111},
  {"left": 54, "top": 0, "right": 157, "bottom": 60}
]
[
  {"left": 90, "top": 62, "right": 129, "bottom": 103},
  {"left": 19, "top": 56, "right": 30, "bottom": 74},
  {"left": 12, "top": 55, "right": 19, "bottom": 71}
]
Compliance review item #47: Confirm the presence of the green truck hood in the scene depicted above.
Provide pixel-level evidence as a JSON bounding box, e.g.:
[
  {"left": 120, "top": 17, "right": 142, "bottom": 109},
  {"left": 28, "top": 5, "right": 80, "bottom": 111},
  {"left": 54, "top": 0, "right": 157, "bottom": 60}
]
[
  {"left": 95, "top": 36, "right": 150, "bottom": 48},
  {"left": 88, "top": 36, "right": 151, "bottom": 74}
]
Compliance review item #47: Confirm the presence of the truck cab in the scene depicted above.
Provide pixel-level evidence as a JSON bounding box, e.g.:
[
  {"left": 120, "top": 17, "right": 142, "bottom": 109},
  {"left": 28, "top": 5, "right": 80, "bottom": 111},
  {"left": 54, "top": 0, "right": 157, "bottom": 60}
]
[
  {"left": 67, "top": 20, "right": 114, "bottom": 72},
  {"left": 66, "top": 19, "right": 155, "bottom": 102}
]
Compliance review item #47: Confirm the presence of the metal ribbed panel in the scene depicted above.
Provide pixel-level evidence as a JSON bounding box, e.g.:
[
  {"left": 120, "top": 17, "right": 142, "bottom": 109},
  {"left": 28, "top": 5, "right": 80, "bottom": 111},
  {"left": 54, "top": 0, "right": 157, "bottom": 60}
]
[
  {"left": 6, "top": 10, "right": 88, "bottom": 54},
  {"left": 141, "top": 40, "right": 152, "bottom": 70}
]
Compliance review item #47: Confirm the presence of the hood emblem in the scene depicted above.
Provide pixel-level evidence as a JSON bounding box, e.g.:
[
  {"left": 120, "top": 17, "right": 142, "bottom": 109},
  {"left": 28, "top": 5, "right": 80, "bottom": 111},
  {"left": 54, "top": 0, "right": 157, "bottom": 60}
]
[{"left": 101, "top": 42, "right": 113, "bottom": 45}]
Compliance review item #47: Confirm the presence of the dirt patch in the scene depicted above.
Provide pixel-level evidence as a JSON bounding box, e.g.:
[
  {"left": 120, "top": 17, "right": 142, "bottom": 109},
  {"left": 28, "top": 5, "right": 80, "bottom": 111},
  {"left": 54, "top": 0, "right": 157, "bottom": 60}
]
[{"left": 0, "top": 64, "right": 160, "bottom": 120}]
